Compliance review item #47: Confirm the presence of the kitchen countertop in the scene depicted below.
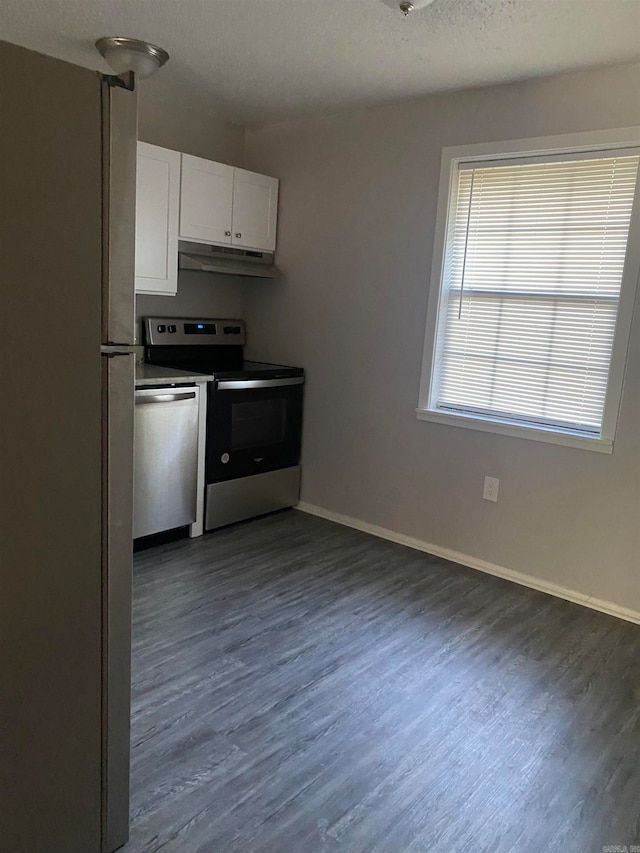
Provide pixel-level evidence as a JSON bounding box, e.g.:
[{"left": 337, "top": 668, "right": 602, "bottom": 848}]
[{"left": 135, "top": 363, "right": 215, "bottom": 387}]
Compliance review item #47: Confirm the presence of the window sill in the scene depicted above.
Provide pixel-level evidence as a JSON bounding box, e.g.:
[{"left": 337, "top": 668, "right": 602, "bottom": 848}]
[{"left": 415, "top": 408, "right": 613, "bottom": 454}]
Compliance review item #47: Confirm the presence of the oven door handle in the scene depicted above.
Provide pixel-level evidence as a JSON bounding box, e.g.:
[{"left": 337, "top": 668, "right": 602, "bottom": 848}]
[{"left": 216, "top": 377, "right": 304, "bottom": 390}]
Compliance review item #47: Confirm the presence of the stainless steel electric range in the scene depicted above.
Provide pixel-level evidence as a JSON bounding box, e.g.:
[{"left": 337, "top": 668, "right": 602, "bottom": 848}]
[{"left": 142, "top": 317, "right": 304, "bottom": 530}]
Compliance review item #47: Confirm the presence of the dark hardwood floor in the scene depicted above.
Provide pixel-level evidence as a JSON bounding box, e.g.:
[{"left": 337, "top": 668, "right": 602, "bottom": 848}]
[{"left": 124, "top": 510, "right": 640, "bottom": 853}]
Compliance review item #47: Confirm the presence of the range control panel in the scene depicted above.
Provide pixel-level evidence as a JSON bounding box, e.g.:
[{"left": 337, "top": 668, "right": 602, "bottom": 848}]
[{"left": 143, "top": 317, "right": 246, "bottom": 346}]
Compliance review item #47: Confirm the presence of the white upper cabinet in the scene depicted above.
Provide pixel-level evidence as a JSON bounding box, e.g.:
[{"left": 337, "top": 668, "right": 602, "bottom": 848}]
[
  {"left": 180, "top": 155, "right": 278, "bottom": 252},
  {"left": 135, "top": 142, "right": 180, "bottom": 296},
  {"left": 135, "top": 147, "right": 279, "bottom": 295},
  {"left": 231, "top": 168, "right": 279, "bottom": 252},
  {"left": 179, "top": 154, "right": 234, "bottom": 246}
]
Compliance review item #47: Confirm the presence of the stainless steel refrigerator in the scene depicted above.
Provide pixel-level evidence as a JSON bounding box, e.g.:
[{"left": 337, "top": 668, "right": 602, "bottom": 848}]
[{"left": 1, "top": 40, "right": 136, "bottom": 852}]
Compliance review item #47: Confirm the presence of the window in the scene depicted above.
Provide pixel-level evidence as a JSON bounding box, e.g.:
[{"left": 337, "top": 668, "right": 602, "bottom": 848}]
[{"left": 418, "top": 130, "right": 640, "bottom": 453}]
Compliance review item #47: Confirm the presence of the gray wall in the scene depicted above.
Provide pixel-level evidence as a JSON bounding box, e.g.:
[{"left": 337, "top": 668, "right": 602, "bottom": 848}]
[
  {"left": 138, "top": 97, "right": 244, "bottom": 164},
  {"left": 135, "top": 98, "right": 246, "bottom": 333},
  {"left": 243, "top": 63, "right": 640, "bottom": 613}
]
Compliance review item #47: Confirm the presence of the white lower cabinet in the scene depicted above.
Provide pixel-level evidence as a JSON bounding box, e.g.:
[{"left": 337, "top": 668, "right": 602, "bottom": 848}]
[{"left": 135, "top": 142, "right": 180, "bottom": 296}]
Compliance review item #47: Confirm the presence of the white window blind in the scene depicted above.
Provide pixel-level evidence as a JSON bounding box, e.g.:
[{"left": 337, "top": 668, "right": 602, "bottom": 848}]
[{"left": 433, "top": 151, "right": 639, "bottom": 436}]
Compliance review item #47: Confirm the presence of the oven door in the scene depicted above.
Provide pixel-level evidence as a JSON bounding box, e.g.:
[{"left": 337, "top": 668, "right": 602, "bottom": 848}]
[{"left": 206, "top": 377, "right": 304, "bottom": 482}]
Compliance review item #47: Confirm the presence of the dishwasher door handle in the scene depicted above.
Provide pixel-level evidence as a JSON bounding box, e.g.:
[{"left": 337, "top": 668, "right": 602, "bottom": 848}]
[{"left": 135, "top": 391, "right": 197, "bottom": 405}]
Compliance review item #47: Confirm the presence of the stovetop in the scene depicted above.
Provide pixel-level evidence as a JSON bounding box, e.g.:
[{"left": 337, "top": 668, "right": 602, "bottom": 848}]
[
  {"left": 219, "top": 360, "right": 304, "bottom": 380},
  {"left": 145, "top": 357, "right": 304, "bottom": 382},
  {"left": 165, "top": 359, "right": 304, "bottom": 381}
]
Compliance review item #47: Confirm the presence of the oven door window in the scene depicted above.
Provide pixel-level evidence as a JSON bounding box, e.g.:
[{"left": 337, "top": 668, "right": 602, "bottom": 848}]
[
  {"left": 207, "top": 383, "right": 303, "bottom": 482},
  {"left": 231, "top": 399, "right": 286, "bottom": 450}
]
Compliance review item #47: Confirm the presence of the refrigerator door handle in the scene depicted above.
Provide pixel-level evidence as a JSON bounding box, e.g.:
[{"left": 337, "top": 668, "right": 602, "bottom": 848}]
[{"left": 101, "top": 345, "right": 137, "bottom": 356}]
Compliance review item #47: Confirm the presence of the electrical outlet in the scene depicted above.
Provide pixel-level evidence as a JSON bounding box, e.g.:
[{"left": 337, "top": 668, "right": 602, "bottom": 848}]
[{"left": 483, "top": 476, "right": 499, "bottom": 502}]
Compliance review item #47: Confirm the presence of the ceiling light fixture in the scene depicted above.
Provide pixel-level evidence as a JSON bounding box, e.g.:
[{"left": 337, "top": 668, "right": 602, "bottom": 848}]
[
  {"left": 95, "top": 37, "right": 170, "bottom": 80},
  {"left": 381, "top": 0, "right": 436, "bottom": 14}
]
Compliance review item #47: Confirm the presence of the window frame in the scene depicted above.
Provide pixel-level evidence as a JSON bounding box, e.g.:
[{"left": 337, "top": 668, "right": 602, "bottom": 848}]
[{"left": 417, "top": 128, "right": 640, "bottom": 454}]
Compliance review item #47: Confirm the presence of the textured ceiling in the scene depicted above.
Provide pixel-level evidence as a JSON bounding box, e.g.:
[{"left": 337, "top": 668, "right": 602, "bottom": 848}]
[{"left": 1, "top": 0, "right": 639, "bottom": 125}]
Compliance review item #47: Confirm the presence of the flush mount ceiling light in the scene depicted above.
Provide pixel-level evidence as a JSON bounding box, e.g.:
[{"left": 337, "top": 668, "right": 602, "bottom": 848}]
[{"left": 95, "top": 37, "right": 170, "bottom": 79}]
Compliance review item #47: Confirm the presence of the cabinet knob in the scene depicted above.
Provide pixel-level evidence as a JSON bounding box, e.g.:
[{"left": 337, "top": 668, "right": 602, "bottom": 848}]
[
  {"left": 235, "top": 233, "right": 241, "bottom": 238},
  {"left": 225, "top": 230, "right": 231, "bottom": 236}
]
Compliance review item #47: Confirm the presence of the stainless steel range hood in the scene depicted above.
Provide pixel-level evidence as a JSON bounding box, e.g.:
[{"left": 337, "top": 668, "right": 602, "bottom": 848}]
[{"left": 178, "top": 240, "right": 278, "bottom": 278}]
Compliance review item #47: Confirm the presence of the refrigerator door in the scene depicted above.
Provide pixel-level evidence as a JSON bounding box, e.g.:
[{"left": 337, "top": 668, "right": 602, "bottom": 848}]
[
  {"left": 101, "top": 77, "right": 138, "bottom": 852},
  {"left": 102, "top": 350, "right": 135, "bottom": 853},
  {"left": 102, "top": 80, "right": 138, "bottom": 347}
]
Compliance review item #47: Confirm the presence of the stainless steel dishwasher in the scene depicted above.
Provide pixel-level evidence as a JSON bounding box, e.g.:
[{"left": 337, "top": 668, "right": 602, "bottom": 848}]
[{"left": 133, "top": 385, "right": 200, "bottom": 539}]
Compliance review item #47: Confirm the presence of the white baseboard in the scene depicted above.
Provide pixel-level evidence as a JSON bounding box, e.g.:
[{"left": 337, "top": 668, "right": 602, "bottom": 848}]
[{"left": 296, "top": 501, "right": 640, "bottom": 627}]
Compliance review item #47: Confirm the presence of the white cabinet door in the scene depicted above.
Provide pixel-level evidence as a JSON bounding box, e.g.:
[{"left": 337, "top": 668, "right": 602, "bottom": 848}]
[
  {"left": 231, "top": 168, "right": 279, "bottom": 251},
  {"left": 135, "top": 142, "right": 180, "bottom": 296},
  {"left": 180, "top": 154, "right": 233, "bottom": 245}
]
